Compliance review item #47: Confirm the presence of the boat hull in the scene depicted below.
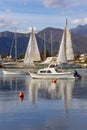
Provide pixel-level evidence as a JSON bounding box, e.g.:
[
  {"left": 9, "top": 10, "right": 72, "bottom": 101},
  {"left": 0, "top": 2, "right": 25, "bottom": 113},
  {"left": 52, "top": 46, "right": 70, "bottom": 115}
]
[
  {"left": 29, "top": 72, "right": 75, "bottom": 79},
  {"left": 2, "top": 62, "right": 24, "bottom": 68},
  {"left": 2, "top": 69, "right": 28, "bottom": 75}
]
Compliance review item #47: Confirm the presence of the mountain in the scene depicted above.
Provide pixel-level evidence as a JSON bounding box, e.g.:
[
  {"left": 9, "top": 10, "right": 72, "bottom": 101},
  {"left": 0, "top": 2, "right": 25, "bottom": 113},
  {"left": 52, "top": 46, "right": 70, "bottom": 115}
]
[
  {"left": 38, "top": 27, "right": 87, "bottom": 55},
  {"left": 38, "top": 27, "right": 63, "bottom": 55},
  {"left": 0, "top": 31, "right": 29, "bottom": 58},
  {"left": 71, "top": 24, "right": 87, "bottom": 37},
  {"left": 0, "top": 27, "right": 87, "bottom": 58}
]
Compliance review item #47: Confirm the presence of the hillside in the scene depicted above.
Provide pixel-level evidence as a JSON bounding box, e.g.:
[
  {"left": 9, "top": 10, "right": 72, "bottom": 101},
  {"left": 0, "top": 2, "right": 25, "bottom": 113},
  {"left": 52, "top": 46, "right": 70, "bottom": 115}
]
[
  {"left": 0, "top": 27, "right": 87, "bottom": 58},
  {"left": 71, "top": 24, "right": 87, "bottom": 37}
]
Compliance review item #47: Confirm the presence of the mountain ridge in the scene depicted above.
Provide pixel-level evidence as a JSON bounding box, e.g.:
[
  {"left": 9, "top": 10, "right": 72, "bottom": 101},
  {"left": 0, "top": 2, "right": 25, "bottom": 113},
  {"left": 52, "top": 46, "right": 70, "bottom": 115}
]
[
  {"left": 71, "top": 24, "right": 87, "bottom": 37},
  {"left": 0, "top": 25, "right": 87, "bottom": 58}
]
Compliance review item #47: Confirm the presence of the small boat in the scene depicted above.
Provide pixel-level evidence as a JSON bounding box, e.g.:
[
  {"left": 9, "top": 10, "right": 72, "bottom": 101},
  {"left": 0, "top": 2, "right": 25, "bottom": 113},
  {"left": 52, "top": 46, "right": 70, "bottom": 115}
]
[
  {"left": 29, "top": 67, "right": 81, "bottom": 79},
  {"left": 2, "top": 61, "right": 24, "bottom": 68},
  {"left": 2, "top": 69, "right": 29, "bottom": 75},
  {"left": 2, "top": 30, "right": 24, "bottom": 69}
]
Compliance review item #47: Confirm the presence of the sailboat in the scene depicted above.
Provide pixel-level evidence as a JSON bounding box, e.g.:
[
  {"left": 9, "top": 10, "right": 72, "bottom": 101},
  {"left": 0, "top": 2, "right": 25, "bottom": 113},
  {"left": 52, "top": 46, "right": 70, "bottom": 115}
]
[
  {"left": 2, "top": 30, "right": 24, "bottom": 69},
  {"left": 57, "top": 18, "right": 74, "bottom": 64},
  {"left": 49, "top": 19, "right": 81, "bottom": 69},
  {"left": 23, "top": 27, "right": 41, "bottom": 68},
  {"left": 2, "top": 27, "right": 41, "bottom": 75},
  {"left": 2, "top": 30, "right": 26, "bottom": 75}
]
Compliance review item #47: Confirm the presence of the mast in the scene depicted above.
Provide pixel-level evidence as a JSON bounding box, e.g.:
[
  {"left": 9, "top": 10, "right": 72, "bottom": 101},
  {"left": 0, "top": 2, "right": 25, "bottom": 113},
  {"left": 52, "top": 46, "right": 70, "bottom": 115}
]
[
  {"left": 50, "top": 30, "right": 53, "bottom": 57},
  {"left": 14, "top": 28, "right": 17, "bottom": 61},
  {"left": 44, "top": 32, "right": 46, "bottom": 60}
]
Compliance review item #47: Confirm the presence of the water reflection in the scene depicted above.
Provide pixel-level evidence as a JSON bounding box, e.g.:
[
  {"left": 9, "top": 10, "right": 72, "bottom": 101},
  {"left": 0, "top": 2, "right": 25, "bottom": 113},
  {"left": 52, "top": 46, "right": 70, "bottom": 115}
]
[
  {"left": 0, "top": 75, "right": 26, "bottom": 91},
  {"left": 0, "top": 70, "right": 87, "bottom": 130},
  {"left": 0, "top": 75, "right": 75, "bottom": 97},
  {"left": 19, "top": 96, "right": 24, "bottom": 102},
  {"left": 25, "top": 77, "right": 75, "bottom": 113},
  {"left": 0, "top": 74, "right": 75, "bottom": 113}
]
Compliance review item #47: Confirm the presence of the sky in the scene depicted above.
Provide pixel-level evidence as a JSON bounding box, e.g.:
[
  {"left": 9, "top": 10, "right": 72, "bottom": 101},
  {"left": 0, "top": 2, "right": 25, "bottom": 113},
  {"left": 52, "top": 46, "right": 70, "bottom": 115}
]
[{"left": 0, "top": 0, "right": 87, "bottom": 33}]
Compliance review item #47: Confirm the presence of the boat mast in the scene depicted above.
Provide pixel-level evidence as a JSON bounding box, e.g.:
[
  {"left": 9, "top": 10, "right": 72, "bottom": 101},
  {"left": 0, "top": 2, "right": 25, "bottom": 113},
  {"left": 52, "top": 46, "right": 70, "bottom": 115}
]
[
  {"left": 14, "top": 28, "right": 17, "bottom": 61},
  {"left": 50, "top": 30, "right": 53, "bottom": 56},
  {"left": 44, "top": 32, "right": 46, "bottom": 60}
]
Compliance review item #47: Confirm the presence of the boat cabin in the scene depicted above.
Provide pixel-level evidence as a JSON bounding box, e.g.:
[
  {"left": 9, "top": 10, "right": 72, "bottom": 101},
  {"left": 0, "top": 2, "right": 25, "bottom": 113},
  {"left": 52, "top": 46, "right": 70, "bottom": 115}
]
[{"left": 38, "top": 68, "right": 62, "bottom": 74}]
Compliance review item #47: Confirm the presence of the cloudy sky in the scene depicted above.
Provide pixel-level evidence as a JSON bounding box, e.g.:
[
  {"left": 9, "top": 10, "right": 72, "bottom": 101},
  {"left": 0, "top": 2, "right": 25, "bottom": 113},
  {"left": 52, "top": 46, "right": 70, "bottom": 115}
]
[{"left": 0, "top": 0, "right": 87, "bottom": 32}]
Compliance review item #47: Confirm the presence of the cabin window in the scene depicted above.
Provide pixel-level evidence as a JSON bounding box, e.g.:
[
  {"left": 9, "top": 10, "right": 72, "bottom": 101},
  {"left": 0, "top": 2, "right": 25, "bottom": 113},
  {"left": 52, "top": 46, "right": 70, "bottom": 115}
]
[
  {"left": 40, "top": 70, "right": 46, "bottom": 73},
  {"left": 47, "top": 70, "right": 52, "bottom": 73},
  {"left": 55, "top": 69, "right": 62, "bottom": 72},
  {"left": 56, "top": 65, "right": 59, "bottom": 67},
  {"left": 49, "top": 64, "right": 56, "bottom": 68}
]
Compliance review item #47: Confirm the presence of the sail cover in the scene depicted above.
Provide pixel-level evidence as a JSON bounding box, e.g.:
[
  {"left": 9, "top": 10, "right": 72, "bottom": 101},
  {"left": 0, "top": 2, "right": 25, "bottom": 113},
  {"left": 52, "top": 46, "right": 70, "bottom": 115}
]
[
  {"left": 24, "top": 27, "right": 41, "bottom": 66},
  {"left": 57, "top": 19, "right": 74, "bottom": 64}
]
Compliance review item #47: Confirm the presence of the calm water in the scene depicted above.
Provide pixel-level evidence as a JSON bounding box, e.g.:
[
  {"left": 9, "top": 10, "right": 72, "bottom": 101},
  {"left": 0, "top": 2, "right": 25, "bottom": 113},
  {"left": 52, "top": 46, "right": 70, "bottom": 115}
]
[{"left": 0, "top": 68, "right": 87, "bottom": 130}]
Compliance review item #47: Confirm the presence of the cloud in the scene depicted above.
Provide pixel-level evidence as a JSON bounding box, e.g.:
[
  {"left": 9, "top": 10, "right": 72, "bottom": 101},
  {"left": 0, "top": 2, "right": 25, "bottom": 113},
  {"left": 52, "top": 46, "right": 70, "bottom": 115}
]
[
  {"left": 41, "top": 0, "right": 87, "bottom": 8},
  {"left": 83, "top": 18, "right": 87, "bottom": 24},
  {"left": 0, "top": 16, "right": 10, "bottom": 27},
  {"left": 42, "top": 0, "right": 68, "bottom": 8},
  {"left": 72, "top": 18, "right": 87, "bottom": 25},
  {"left": 71, "top": 19, "right": 82, "bottom": 24},
  {"left": 0, "top": 10, "right": 66, "bottom": 32},
  {"left": 0, "top": 0, "right": 32, "bottom": 6},
  {"left": 0, "top": 14, "right": 19, "bottom": 30}
]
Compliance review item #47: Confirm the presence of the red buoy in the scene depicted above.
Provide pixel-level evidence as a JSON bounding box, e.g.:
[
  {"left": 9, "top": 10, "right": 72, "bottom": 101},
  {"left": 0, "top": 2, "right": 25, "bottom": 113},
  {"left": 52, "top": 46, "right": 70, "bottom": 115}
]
[
  {"left": 19, "top": 91, "right": 24, "bottom": 98},
  {"left": 52, "top": 79, "right": 57, "bottom": 84},
  {"left": 19, "top": 96, "right": 24, "bottom": 101}
]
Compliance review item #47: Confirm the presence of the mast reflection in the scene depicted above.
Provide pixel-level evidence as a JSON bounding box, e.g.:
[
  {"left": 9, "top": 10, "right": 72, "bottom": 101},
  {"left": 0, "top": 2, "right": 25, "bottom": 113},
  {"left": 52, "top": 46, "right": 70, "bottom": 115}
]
[{"left": 26, "top": 77, "right": 75, "bottom": 113}]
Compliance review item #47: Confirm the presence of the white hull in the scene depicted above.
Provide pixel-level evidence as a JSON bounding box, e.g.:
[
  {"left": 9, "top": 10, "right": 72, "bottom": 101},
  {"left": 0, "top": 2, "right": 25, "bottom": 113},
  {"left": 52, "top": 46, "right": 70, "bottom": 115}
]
[
  {"left": 2, "top": 69, "right": 28, "bottom": 75},
  {"left": 29, "top": 71, "right": 75, "bottom": 79},
  {"left": 2, "top": 62, "right": 24, "bottom": 68}
]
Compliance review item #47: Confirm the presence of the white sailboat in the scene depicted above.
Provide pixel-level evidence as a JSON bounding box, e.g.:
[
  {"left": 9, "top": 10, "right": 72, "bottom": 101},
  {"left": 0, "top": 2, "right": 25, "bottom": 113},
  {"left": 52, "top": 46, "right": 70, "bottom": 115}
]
[
  {"left": 2, "top": 27, "right": 41, "bottom": 75},
  {"left": 57, "top": 18, "right": 74, "bottom": 64},
  {"left": 2, "top": 30, "right": 24, "bottom": 69},
  {"left": 2, "top": 30, "right": 25, "bottom": 75},
  {"left": 49, "top": 19, "right": 81, "bottom": 69},
  {"left": 24, "top": 27, "right": 41, "bottom": 68}
]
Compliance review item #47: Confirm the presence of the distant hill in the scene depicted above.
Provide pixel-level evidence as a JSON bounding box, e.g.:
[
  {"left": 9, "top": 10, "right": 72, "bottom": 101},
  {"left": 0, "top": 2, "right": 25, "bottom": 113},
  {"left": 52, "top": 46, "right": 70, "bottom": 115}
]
[
  {"left": 71, "top": 24, "right": 87, "bottom": 37},
  {"left": 38, "top": 27, "right": 87, "bottom": 55},
  {"left": 0, "top": 31, "right": 29, "bottom": 58},
  {"left": 0, "top": 27, "right": 87, "bottom": 58}
]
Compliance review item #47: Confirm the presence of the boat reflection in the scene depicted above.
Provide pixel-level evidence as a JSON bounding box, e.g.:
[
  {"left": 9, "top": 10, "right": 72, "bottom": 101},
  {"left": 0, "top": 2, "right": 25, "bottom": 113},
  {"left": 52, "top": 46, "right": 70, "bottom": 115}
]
[
  {"left": 59, "top": 80, "right": 74, "bottom": 115},
  {"left": 26, "top": 77, "right": 75, "bottom": 112},
  {"left": 0, "top": 74, "right": 75, "bottom": 113},
  {"left": 19, "top": 96, "right": 24, "bottom": 102},
  {"left": 1, "top": 74, "right": 26, "bottom": 90}
]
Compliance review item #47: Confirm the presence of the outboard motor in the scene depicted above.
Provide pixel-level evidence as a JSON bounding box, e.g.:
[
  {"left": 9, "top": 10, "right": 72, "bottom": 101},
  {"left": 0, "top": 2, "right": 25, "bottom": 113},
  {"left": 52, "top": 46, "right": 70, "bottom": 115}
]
[{"left": 74, "top": 70, "right": 81, "bottom": 79}]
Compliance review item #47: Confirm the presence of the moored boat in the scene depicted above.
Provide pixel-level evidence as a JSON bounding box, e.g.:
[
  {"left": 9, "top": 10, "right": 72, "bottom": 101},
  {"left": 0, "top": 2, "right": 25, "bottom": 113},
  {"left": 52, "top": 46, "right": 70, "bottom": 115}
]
[
  {"left": 2, "top": 61, "right": 24, "bottom": 68},
  {"left": 2, "top": 69, "right": 29, "bottom": 75},
  {"left": 29, "top": 67, "right": 80, "bottom": 79}
]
